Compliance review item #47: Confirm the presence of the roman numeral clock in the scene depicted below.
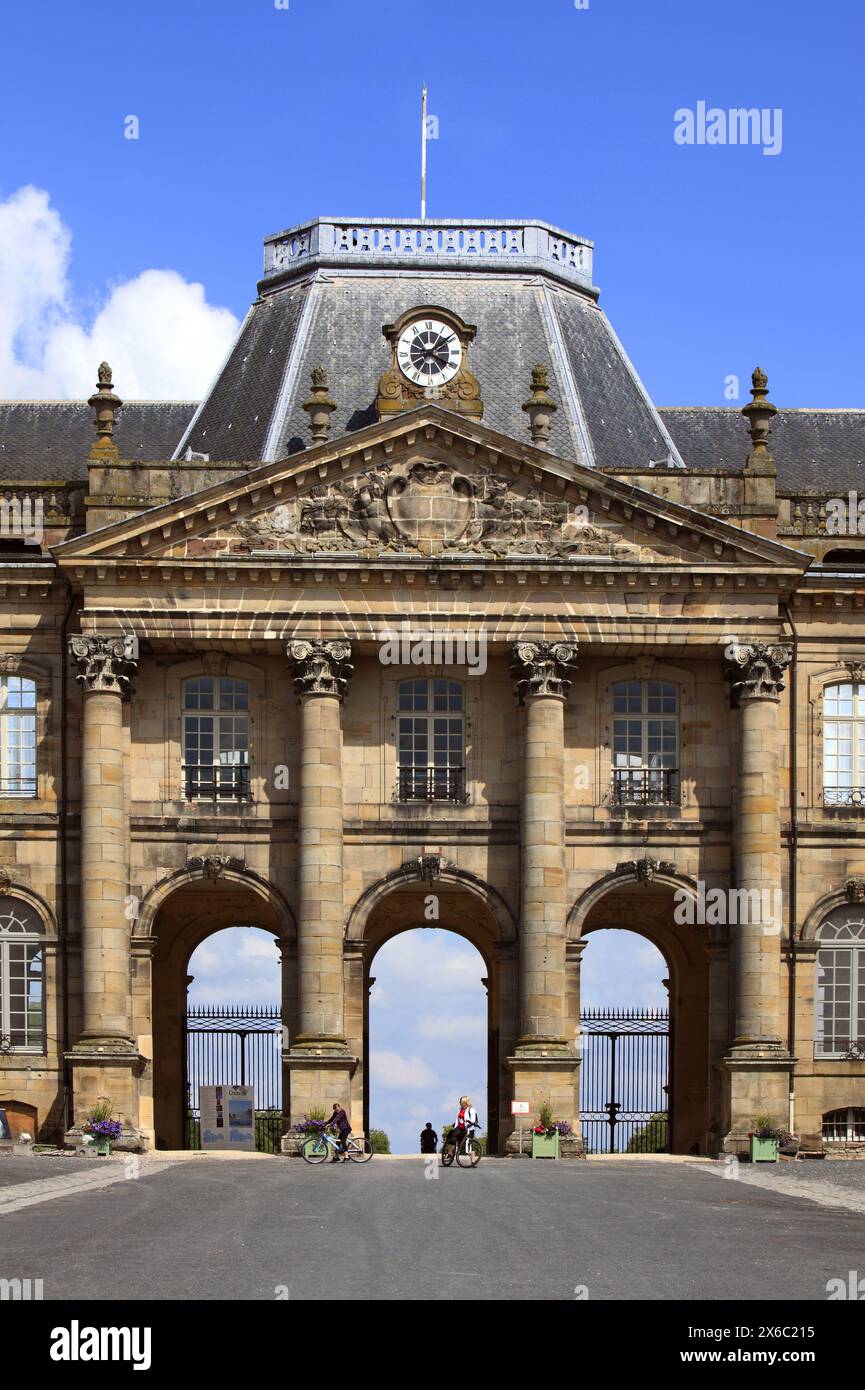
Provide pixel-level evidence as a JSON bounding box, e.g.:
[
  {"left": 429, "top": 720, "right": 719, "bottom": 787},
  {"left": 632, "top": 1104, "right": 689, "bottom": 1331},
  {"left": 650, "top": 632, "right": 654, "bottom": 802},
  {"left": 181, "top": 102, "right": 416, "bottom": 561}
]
[{"left": 375, "top": 305, "right": 483, "bottom": 420}]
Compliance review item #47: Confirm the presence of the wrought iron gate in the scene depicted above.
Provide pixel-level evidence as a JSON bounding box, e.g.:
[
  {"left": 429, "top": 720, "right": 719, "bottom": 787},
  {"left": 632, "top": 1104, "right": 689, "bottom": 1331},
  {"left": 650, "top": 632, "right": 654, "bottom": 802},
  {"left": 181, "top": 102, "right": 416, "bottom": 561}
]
[
  {"left": 185, "top": 1006, "right": 285, "bottom": 1154},
  {"left": 579, "top": 1008, "right": 670, "bottom": 1154}
]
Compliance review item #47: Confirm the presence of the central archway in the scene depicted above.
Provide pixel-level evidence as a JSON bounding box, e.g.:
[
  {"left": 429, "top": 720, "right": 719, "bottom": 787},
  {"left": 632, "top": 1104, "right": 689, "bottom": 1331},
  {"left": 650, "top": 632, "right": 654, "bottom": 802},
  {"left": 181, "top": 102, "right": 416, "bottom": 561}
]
[{"left": 345, "top": 869, "right": 517, "bottom": 1154}]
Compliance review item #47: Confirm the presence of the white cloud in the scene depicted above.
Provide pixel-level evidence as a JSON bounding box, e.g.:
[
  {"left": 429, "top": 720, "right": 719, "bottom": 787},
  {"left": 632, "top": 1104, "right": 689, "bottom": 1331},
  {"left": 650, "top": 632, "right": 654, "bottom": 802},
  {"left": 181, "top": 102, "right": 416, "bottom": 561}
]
[
  {"left": 416, "top": 1013, "right": 485, "bottom": 1041},
  {"left": 373, "top": 930, "right": 486, "bottom": 997},
  {"left": 580, "top": 929, "right": 668, "bottom": 1008},
  {"left": 370, "top": 1050, "right": 440, "bottom": 1091},
  {"left": 188, "top": 927, "right": 280, "bottom": 1008},
  {"left": 0, "top": 185, "right": 239, "bottom": 399}
]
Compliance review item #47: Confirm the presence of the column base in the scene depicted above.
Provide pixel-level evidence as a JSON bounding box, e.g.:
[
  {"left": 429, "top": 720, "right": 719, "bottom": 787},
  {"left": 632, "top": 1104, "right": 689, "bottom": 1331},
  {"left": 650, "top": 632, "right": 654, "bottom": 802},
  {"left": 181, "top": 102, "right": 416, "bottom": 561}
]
[
  {"left": 504, "top": 1051, "right": 581, "bottom": 1153},
  {"left": 289, "top": 1035, "right": 353, "bottom": 1055},
  {"left": 718, "top": 1044, "right": 795, "bottom": 1156},
  {"left": 283, "top": 1050, "right": 359, "bottom": 1153},
  {"left": 512, "top": 1036, "right": 572, "bottom": 1057},
  {"left": 64, "top": 1045, "right": 150, "bottom": 1153}
]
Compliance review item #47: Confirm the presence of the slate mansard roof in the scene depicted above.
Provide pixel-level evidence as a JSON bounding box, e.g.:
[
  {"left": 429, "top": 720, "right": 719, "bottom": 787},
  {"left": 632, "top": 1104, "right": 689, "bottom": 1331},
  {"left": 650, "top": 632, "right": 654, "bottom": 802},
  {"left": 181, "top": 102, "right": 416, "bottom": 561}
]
[
  {"left": 0, "top": 217, "right": 862, "bottom": 490},
  {"left": 0, "top": 400, "right": 197, "bottom": 483},
  {"left": 657, "top": 407, "right": 865, "bottom": 492}
]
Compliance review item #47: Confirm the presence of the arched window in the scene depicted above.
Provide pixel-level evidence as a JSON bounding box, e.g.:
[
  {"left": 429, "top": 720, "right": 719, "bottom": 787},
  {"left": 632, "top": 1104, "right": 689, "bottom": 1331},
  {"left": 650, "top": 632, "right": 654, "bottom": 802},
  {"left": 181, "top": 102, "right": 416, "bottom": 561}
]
[
  {"left": 0, "top": 897, "right": 44, "bottom": 1051},
  {"left": 822, "top": 1107, "right": 865, "bottom": 1142},
  {"left": 0, "top": 674, "right": 37, "bottom": 798},
  {"left": 823, "top": 682, "right": 865, "bottom": 806},
  {"left": 611, "top": 680, "right": 678, "bottom": 806},
  {"left": 182, "top": 677, "right": 250, "bottom": 801},
  {"left": 397, "top": 678, "right": 465, "bottom": 802},
  {"left": 815, "top": 910, "right": 865, "bottom": 1057}
]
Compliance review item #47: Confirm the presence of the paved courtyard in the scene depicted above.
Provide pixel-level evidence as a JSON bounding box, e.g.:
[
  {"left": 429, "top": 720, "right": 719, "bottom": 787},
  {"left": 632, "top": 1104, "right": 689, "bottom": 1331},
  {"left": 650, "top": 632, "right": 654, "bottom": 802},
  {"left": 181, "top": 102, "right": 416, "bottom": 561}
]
[{"left": 2, "top": 1153, "right": 865, "bottom": 1301}]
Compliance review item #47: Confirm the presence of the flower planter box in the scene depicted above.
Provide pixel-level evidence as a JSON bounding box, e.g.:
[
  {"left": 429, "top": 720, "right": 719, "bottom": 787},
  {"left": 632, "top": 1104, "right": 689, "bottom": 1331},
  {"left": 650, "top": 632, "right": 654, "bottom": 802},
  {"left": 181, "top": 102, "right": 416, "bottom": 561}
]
[
  {"left": 532, "top": 1130, "right": 560, "bottom": 1160},
  {"left": 750, "top": 1135, "right": 779, "bottom": 1163}
]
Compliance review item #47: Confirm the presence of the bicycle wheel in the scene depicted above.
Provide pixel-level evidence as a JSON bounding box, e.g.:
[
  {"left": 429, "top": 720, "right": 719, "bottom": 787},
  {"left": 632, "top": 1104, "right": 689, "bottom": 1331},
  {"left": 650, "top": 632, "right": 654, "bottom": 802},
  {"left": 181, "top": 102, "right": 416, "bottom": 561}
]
[
  {"left": 301, "top": 1135, "right": 329, "bottom": 1164},
  {"left": 457, "top": 1138, "right": 482, "bottom": 1168},
  {"left": 440, "top": 1145, "right": 455, "bottom": 1168},
  {"left": 347, "top": 1137, "right": 373, "bottom": 1163}
]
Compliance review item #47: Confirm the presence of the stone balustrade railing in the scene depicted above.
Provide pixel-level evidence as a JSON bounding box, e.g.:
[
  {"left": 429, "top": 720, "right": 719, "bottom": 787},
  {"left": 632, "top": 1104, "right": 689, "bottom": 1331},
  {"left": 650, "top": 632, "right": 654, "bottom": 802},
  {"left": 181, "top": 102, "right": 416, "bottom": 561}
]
[
  {"left": 261, "top": 217, "right": 595, "bottom": 292},
  {"left": 778, "top": 494, "right": 833, "bottom": 536}
]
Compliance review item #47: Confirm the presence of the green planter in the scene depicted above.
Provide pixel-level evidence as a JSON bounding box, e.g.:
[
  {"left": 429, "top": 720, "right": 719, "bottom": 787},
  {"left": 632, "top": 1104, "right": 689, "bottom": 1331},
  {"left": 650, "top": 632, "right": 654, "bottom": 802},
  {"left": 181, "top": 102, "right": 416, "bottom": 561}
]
[
  {"left": 750, "top": 1135, "right": 779, "bottom": 1163},
  {"left": 532, "top": 1130, "right": 560, "bottom": 1160},
  {"left": 95, "top": 1138, "right": 112, "bottom": 1157}
]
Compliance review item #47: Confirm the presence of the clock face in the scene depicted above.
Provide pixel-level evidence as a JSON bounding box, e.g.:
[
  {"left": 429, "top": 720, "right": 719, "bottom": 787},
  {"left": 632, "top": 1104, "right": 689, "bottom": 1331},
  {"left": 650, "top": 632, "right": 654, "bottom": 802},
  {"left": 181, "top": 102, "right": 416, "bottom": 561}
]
[{"left": 396, "top": 318, "right": 462, "bottom": 387}]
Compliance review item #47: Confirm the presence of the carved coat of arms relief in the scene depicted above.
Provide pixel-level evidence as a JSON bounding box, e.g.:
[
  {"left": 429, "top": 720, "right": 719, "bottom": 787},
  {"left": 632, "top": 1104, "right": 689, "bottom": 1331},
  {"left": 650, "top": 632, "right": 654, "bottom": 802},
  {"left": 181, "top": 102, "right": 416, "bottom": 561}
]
[{"left": 223, "top": 459, "right": 639, "bottom": 560}]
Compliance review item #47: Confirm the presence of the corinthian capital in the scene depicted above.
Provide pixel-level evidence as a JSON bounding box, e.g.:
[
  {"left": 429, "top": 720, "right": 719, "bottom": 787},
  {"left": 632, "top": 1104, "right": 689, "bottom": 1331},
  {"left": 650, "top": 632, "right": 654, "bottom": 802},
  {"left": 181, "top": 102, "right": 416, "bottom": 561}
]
[
  {"left": 724, "top": 642, "right": 791, "bottom": 703},
  {"left": 511, "top": 639, "right": 578, "bottom": 702},
  {"left": 69, "top": 634, "right": 138, "bottom": 698},
  {"left": 286, "top": 639, "right": 353, "bottom": 699}
]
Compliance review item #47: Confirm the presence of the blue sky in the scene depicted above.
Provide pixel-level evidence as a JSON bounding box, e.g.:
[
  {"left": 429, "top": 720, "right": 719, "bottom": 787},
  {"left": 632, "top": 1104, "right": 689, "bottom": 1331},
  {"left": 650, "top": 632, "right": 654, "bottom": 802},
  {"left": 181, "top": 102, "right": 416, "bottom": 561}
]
[{"left": 1, "top": 0, "right": 863, "bottom": 404}]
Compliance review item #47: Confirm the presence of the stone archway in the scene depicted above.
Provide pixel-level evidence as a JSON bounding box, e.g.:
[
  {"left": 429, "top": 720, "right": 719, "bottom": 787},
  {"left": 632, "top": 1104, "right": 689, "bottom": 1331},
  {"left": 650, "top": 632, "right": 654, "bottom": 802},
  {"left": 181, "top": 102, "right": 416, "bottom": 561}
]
[
  {"left": 344, "top": 865, "right": 518, "bottom": 1155},
  {"left": 137, "top": 866, "right": 296, "bottom": 1150},
  {"left": 568, "top": 866, "right": 717, "bottom": 1155}
]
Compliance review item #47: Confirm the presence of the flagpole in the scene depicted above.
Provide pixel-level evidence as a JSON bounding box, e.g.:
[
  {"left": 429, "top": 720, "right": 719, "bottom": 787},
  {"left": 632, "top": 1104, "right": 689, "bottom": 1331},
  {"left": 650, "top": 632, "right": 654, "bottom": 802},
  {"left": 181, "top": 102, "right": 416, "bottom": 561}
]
[{"left": 420, "top": 83, "right": 428, "bottom": 220}]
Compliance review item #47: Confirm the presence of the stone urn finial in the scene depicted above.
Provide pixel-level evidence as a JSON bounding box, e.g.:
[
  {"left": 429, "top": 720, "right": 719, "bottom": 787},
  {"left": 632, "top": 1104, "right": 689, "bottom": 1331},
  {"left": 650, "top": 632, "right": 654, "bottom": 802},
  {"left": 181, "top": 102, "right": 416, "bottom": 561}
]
[
  {"left": 522, "top": 363, "right": 557, "bottom": 447},
  {"left": 87, "top": 361, "right": 123, "bottom": 458},
  {"left": 302, "top": 366, "right": 337, "bottom": 444},
  {"left": 741, "top": 366, "right": 777, "bottom": 475}
]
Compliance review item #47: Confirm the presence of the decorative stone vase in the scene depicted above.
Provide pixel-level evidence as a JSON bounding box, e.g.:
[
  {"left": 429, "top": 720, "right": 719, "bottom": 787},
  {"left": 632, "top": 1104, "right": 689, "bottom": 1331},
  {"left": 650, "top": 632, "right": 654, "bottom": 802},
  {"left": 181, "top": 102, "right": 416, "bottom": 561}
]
[
  {"left": 531, "top": 1129, "right": 560, "bottom": 1159},
  {"left": 749, "top": 1135, "right": 779, "bottom": 1163}
]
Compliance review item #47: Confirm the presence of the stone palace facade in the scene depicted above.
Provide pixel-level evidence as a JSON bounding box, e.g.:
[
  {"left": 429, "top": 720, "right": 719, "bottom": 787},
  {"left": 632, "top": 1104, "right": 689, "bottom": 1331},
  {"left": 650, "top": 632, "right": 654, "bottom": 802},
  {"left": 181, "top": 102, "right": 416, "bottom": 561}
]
[{"left": 1, "top": 216, "right": 864, "bottom": 1155}]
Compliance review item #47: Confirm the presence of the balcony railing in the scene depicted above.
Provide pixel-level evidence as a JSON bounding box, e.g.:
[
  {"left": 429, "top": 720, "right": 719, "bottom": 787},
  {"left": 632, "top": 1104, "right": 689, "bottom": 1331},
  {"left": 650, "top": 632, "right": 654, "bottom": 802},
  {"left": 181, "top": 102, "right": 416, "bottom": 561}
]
[
  {"left": 823, "top": 786, "right": 865, "bottom": 808},
  {"left": 397, "top": 765, "right": 466, "bottom": 804},
  {"left": 611, "top": 767, "right": 679, "bottom": 807},
  {"left": 182, "top": 763, "right": 250, "bottom": 802}
]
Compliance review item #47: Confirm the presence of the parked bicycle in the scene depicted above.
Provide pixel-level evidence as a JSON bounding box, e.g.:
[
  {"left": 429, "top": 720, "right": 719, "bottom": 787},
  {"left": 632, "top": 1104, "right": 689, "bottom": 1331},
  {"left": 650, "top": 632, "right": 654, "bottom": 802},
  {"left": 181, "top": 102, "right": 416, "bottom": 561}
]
[
  {"left": 441, "top": 1131, "right": 483, "bottom": 1168},
  {"left": 301, "top": 1126, "right": 373, "bottom": 1164}
]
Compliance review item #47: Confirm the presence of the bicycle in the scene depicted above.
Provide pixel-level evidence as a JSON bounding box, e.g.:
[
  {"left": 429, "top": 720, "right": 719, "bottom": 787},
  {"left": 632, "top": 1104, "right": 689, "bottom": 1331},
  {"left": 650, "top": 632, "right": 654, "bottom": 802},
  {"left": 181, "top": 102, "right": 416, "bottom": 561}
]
[
  {"left": 300, "top": 1126, "right": 373, "bottom": 1164},
  {"left": 441, "top": 1130, "right": 482, "bottom": 1168}
]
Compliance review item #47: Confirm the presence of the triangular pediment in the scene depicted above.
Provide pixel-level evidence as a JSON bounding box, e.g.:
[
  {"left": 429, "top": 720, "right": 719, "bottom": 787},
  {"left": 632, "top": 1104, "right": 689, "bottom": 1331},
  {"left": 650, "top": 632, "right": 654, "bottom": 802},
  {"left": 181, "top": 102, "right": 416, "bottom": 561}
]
[{"left": 53, "top": 406, "right": 809, "bottom": 581}]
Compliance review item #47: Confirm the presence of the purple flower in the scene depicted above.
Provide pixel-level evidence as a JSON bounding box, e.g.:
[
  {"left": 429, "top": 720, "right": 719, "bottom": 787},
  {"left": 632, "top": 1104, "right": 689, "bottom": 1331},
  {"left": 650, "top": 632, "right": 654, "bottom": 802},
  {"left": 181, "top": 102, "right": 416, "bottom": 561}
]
[{"left": 84, "top": 1119, "right": 122, "bottom": 1139}]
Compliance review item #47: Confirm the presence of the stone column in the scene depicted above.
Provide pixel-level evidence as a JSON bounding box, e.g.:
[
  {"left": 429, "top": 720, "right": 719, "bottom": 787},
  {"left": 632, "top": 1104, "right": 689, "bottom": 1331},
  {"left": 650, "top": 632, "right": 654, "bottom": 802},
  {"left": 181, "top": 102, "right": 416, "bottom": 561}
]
[
  {"left": 282, "top": 640, "right": 357, "bottom": 1147},
  {"left": 722, "top": 642, "right": 793, "bottom": 1149},
  {"left": 505, "top": 640, "right": 583, "bottom": 1154},
  {"left": 66, "top": 634, "right": 146, "bottom": 1148}
]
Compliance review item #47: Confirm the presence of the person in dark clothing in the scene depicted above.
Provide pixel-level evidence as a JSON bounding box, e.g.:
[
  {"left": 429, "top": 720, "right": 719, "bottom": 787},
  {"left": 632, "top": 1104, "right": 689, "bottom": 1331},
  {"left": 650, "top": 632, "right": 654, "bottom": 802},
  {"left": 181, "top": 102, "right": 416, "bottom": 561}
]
[
  {"left": 329, "top": 1101, "right": 351, "bottom": 1161},
  {"left": 420, "top": 1122, "right": 438, "bottom": 1154}
]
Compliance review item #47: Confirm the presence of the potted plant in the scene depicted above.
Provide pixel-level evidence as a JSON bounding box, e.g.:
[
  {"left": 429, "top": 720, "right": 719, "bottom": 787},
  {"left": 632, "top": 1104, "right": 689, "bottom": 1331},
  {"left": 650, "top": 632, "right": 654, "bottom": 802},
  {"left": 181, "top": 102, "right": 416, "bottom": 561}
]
[
  {"left": 749, "top": 1113, "right": 781, "bottom": 1163},
  {"left": 531, "top": 1101, "right": 561, "bottom": 1159},
  {"left": 83, "top": 1102, "right": 122, "bottom": 1157}
]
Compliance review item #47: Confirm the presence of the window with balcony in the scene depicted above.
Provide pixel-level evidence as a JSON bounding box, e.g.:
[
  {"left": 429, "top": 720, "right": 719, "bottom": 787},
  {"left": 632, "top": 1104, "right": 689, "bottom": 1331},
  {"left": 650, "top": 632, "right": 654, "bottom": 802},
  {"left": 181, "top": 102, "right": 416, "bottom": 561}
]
[
  {"left": 0, "top": 675, "right": 36, "bottom": 798},
  {"left": 611, "top": 680, "right": 679, "bottom": 806},
  {"left": 396, "top": 678, "right": 465, "bottom": 802},
  {"left": 815, "top": 911, "right": 865, "bottom": 1057},
  {"left": 0, "top": 897, "right": 44, "bottom": 1052},
  {"left": 823, "top": 681, "right": 865, "bottom": 807},
  {"left": 182, "top": 677, "right": 250, "bottom": 801}
]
